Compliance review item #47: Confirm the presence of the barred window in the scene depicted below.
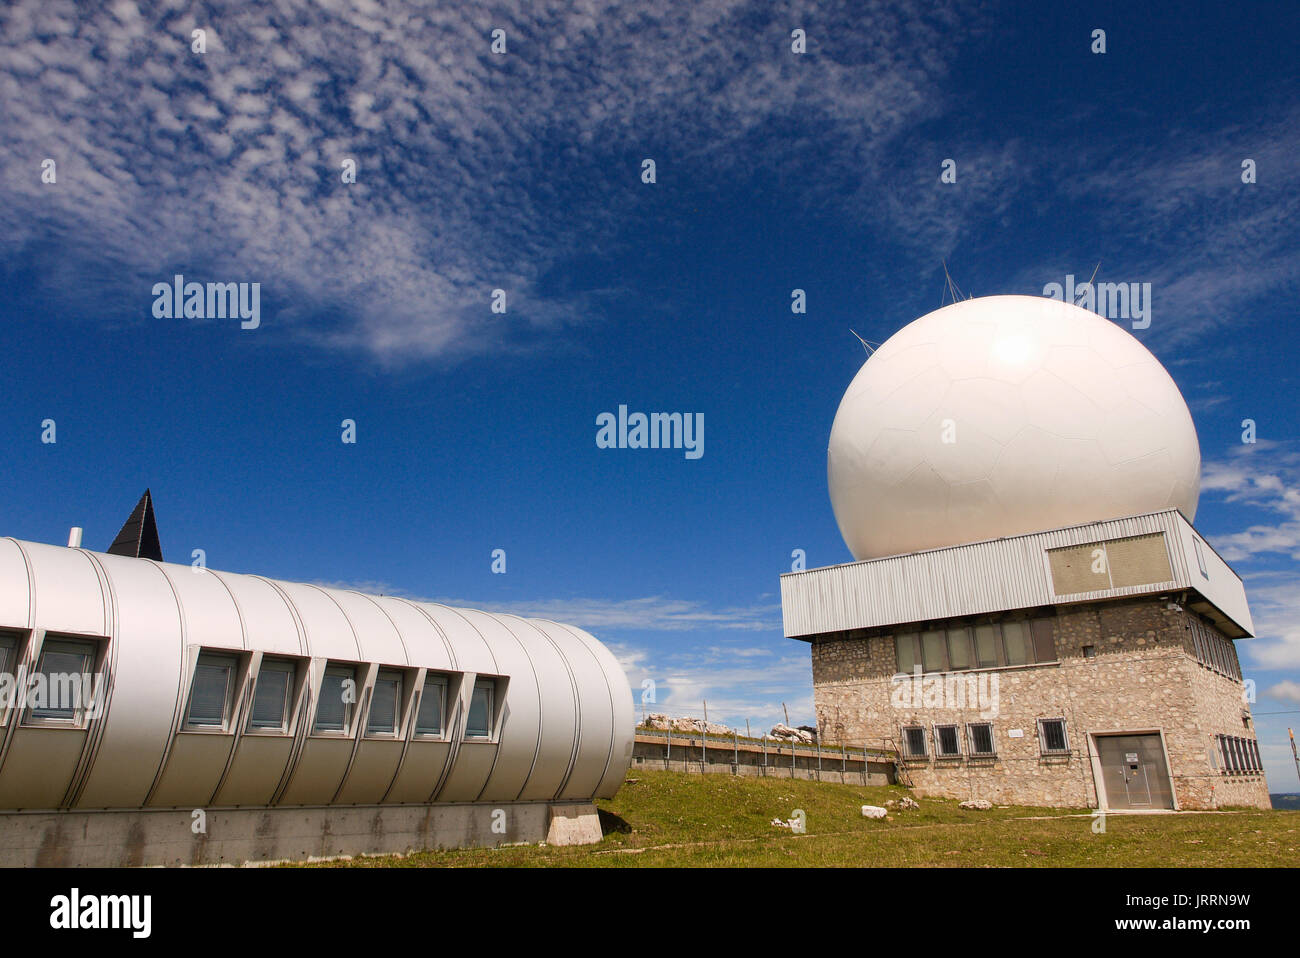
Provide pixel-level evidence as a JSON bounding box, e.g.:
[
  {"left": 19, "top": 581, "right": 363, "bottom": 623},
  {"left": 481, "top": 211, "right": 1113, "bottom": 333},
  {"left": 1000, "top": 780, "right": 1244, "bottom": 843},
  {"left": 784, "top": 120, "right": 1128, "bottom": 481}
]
[
  {"left": 902, "top": 725, "right": 927, "bottom": 759},
  {"left": 1038, "top": 718, "right": 1069, "bottom": 754},
  {"left": 967, "top": 722, "right": 996, "bottom": 757},
  {"left": 934, "top": 724, "right": 961, "bottom": 757}
]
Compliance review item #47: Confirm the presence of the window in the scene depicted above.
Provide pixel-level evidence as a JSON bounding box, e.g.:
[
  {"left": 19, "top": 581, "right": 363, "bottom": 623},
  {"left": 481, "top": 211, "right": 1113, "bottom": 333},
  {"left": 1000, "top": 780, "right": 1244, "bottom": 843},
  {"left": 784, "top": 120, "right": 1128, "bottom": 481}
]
[
  {"left": 1029, "top": 619, "right": 1056, "bottom": 663},
  {"left": 415, "top": 674, "right": 447, "bottom": 736},
  {"left": 967, "top": 722, "right": 996, "bottom": 757},
  {"left": 946, "top": 628, "right": 972, "bottom": 670},
  {"left": 920, "top": 630, "right": 947, "bottom": 672},
  {"left": 186, "top": 652, "right": 237, "bottom": 729},
  {"left": 1249, "top": 739, "right": 1261, "bottom": 772},
  {"left": 1001, "top": 621, "right": 1029, "bottom": 666},
  {"left": 1082, "top": 644, "right": 1097, "bottom": 659},
  {"left": 465, "top": 679, "right": 494, "bottom": 738},
  {"left": 28, "top": 638, "right": 97, "bottom": 723},
  {"left": 934, "top": 724, "right": 961, "bottom": 757},
  {"left": 315, "top": 663, "right": 357, "bottom": 734},
  {"left": 249, "top": 658, "right": 295, "bottom": 731},
  {"left": 902, "top": 725, "right": 927, "bottom": 759},
  {"left": 1038, "top": 718, "right": 1069, "bottom": 754},
  {"left": 1193, "top": 536, "right": 1209, "bottom": 579},
  {"left": 895, "top": 634, "right": 917, "bottom": 674},
  {"left": 896, "top": 617, "right": 1057, "bottom": 674},
  {"left": 973, "top": 625, "right": 998, "bottom": 668},
  {"left": 0, "top": 631, "right": 19, "bottom": 676},
  {"left": 366, "top": 669, "right": 402, "bottom": 736}
]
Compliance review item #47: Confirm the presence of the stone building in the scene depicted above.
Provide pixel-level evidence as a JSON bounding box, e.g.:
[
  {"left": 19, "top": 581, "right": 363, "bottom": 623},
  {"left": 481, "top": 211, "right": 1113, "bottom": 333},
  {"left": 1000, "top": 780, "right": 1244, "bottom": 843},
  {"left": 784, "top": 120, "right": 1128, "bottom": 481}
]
[{"left": 782, "top": 509, "right": 1270, "bottom": 810}]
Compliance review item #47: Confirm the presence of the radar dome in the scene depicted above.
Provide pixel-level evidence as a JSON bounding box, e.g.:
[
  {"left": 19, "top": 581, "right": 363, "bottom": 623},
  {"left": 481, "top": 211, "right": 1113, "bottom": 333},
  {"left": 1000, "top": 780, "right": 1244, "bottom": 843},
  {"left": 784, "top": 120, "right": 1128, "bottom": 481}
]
[{"left": 827, "top": 294, "right": 1200, "bottom": 561}]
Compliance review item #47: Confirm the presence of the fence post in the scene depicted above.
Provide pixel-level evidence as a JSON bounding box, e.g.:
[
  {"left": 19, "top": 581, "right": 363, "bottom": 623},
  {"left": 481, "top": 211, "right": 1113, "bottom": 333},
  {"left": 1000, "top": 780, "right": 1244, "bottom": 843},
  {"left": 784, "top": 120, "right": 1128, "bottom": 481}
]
[{"left": 733, "top": 729, "right": 739, "bottom": 772}]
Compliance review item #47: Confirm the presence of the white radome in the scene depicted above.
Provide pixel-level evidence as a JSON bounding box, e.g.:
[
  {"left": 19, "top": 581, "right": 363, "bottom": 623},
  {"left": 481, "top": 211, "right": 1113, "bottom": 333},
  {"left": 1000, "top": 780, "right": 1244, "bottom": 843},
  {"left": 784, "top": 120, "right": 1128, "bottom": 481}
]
[{"left": 828, "top": 294, "right": 1201, "bottom": 561}]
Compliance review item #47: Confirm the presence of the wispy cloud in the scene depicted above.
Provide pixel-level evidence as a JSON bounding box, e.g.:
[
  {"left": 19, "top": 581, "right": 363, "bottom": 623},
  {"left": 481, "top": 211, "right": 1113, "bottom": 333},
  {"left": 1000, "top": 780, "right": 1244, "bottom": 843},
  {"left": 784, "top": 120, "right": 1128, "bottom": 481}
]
[
  {"left": 0, "top": 0, "right": 967, "bottom": 364},
  {"left": 1201, "top": 441, "right": 1300, "bottom": 562},
  {"left": 309, "top": 581, "right": 781, "bottom": 632}
]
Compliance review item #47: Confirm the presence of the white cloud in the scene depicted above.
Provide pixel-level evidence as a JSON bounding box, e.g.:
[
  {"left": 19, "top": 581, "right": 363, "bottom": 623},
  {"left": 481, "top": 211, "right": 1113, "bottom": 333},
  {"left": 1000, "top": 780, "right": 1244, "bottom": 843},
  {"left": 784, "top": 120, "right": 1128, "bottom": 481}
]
[
  {"left": 1266, "top": 680, "right": 1300, "bottom": 705},
  {"left": 0, "top": 0, "right": 966, "bottom": 364},
  {"left": 309, "top": 581, "right": 781, "bottom": 632},
  {"left": 1200, "top": 442, "right": 1300, "bottom": 562}
]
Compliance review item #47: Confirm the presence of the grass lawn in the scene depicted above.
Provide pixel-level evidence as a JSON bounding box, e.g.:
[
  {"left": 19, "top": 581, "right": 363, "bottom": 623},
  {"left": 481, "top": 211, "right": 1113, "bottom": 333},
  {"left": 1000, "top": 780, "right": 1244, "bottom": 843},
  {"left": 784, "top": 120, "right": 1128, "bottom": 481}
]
[{"left": 303, "top": 769, "right": 1299, "bottom": 868}]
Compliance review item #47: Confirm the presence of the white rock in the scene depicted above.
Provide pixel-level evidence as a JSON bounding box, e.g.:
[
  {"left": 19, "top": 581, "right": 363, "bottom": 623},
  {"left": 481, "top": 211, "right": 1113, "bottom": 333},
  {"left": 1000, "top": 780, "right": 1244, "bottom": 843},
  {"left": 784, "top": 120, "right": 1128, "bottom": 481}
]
[
  {"left": 959, "top": 799, "right": 993, "bottom": 810},
  {"left": 861, "top": 805, "right": 888, "bottom": 819}
]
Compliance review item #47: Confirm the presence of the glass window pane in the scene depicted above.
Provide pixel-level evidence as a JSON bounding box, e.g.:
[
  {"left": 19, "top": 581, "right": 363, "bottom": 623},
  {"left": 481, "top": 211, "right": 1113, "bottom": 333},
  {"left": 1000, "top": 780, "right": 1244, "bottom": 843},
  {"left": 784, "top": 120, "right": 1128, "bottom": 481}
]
[
  {"left": 921, "top": 630, "right": 946, "bottom": 672},
  {"left": 316, "top": 667, "right": 354, "bottom": 732},
  {"left": 1001, "top": 622, "right": 1028, "bottom": 666},
  {"left": 466, "top": 682, "right": 492, "bottom": 737},
  {"left": 416, "top": 677, "right": 446, "bottom": 735},
  {"left": 367, "top": 673, "right": 400, "bottom": 734},
  {"left": 188, "top": 659, "right": 232, "bottom": 727},
  {"left": 0, "top": 633, "right": 17, "bottom": 675},
  {"left": 895, "top": 634, "right": 916, "bottom": 674},
  {"left": 1030, "top": 619, "right": 1056, "bottom": 662},
  {"left": 946, "top": 628, "right": 971, "bottom": 670},
  {"left": 250, "top": 663, "right": 292, "bottom": 729},
  {"left": 31, "top": 642, "right": 93, "bottom": 720},
  {"left": 973, "top": 625, "right": 998, "bottom": 668}
]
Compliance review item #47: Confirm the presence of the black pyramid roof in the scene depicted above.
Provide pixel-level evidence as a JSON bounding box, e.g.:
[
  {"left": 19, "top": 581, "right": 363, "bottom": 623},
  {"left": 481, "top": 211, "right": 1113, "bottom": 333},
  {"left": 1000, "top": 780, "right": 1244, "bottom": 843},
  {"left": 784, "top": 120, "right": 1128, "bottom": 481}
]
[{"left": 107, "top": 489, "right": 163, "bottom": 561}]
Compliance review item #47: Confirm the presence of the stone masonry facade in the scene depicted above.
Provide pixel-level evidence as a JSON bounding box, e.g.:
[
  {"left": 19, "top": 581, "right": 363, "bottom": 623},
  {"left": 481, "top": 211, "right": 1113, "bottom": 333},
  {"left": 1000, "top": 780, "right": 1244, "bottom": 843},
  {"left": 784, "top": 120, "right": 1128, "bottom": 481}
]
[{"left": 808, "top": 596, "right": 1270, "bottom": 810}]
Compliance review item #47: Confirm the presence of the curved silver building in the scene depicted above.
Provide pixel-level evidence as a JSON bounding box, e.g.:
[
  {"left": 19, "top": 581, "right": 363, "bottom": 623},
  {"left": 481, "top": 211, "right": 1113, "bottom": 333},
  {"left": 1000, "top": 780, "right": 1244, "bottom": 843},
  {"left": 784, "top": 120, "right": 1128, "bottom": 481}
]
[{"left": 0, "top": 537, "right": 634, "bottom": 866}]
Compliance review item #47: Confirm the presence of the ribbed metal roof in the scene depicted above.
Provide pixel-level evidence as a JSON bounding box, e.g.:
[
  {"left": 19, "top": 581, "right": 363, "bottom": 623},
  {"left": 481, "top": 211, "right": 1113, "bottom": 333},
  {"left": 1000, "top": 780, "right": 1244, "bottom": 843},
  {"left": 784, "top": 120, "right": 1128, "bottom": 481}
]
[{"left": 781, "top": 509, "right": 1253, "bottom": 639}]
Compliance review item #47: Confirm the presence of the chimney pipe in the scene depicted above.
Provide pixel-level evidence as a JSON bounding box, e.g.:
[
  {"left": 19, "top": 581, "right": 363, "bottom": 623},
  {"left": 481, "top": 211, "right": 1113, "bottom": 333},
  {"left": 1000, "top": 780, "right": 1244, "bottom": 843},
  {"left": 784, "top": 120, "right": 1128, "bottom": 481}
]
[{"left": 67, "top": 527, "right": 83, "bottom": 548}]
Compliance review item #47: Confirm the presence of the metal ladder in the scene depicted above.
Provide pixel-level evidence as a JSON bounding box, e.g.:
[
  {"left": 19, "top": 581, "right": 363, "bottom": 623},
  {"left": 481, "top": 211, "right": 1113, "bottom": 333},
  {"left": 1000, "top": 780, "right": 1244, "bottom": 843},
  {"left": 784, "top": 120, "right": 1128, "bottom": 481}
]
[{"left": 883, "top": 737, "right": 913, "bottom": 788}]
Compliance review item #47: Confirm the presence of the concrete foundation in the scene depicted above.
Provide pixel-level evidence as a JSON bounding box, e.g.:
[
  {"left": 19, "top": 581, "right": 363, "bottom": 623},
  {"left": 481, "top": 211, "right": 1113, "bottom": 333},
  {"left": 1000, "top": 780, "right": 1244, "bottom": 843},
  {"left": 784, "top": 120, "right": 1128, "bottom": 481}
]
[{"left": 0, "top": 800, "right": 602, "bottom": 867}]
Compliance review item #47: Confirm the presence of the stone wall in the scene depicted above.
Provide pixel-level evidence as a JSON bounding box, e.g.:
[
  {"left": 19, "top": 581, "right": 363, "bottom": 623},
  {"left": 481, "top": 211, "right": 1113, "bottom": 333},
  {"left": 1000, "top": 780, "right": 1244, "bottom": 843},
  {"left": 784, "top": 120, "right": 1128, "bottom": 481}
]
[{"left": 808, "top": 597, "right": 1270, "bottom": 810}]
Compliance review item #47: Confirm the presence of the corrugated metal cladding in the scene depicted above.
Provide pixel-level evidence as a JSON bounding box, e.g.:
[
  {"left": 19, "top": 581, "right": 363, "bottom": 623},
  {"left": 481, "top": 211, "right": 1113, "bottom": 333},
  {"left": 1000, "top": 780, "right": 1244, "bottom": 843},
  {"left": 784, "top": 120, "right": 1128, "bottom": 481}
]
[
  {"left": 0, "top": 538, "right": 634, "bottom": 812},
  {"left": 781, "top": 510, "right": 1253, "bottom": 639}
]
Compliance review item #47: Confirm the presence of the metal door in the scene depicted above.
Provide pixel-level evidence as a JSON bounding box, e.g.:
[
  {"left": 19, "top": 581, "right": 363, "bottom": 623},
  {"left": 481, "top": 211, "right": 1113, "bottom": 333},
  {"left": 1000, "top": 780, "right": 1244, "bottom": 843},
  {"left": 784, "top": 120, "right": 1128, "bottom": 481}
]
[{"left": 1096, "top": 734, "right": 1174, "bottom": 809}]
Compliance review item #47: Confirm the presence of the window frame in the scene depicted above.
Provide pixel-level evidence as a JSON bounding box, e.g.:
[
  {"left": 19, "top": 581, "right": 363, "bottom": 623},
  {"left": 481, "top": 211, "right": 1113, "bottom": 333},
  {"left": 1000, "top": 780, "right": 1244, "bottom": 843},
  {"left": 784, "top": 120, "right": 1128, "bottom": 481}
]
[
  {"left": 933, "top": 723, "right": 962, "bottom": 758},
  {"left": 967, "top": 722, "right": 996, "bottom": 757},
  {"left": 414, "top": 672, "right": 449, "bottom": 738},
  {"left": 0, "top": 630, "right": 19, "bottom": 678},
  {"left": 313, "top": 662, "right": 359, "bottom": 736},
  {"left": 364, "top": 667, "right": 404, "bottom": 738},
  {"left": 464, "top": 678, "right": 495, "bottom": 740},
  {"left": 23, "top": 636, "right": 101, "bottom": 727},
  {"left": 184, "top": 651, "right": 239, "bottom": 731},
  {"left": 1037, "top": 717, "right": 1070, "bottom": 755},
  {"left": 901, "top": 724, "right": 928, "bottom": 759},
  {"left": 246, "top": 656, "right": 298, "bottom": 734}
]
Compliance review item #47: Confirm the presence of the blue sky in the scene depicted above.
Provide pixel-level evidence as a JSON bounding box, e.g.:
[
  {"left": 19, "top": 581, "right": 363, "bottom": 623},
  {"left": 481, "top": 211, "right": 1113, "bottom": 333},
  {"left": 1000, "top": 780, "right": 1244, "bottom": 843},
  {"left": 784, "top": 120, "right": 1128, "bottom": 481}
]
[{"left": 2, "top": 2, "right": 1299, "bottom": 788}]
